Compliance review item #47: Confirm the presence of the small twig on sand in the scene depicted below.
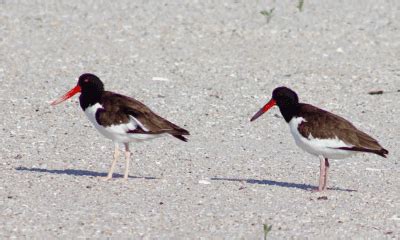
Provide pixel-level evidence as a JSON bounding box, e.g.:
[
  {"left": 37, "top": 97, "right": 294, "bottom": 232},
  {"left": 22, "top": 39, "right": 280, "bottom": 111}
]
[{"left": 368, "top": 90, "right": 400, "bottom": 95}]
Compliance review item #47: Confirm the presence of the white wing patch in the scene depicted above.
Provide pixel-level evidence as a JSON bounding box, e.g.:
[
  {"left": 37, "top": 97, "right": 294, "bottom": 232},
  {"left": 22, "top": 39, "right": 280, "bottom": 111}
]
[
  {"left": 84, "top": 103, "right": 162, "bottom": 142},
  {"left": 128, "top": 115, "right": 149, "bottom": 132},
  {"left": 288, "top": 117, "right": 356, "bottom": 159}
]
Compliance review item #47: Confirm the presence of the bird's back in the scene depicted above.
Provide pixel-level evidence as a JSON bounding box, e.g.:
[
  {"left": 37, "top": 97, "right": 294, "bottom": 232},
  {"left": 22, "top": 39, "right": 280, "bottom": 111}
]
[
  {"left": 99, "top": 91, "right": 189, "bottom": 140},
  {"left": 295, "top": 104, "right": 388, "bottom": 157}
]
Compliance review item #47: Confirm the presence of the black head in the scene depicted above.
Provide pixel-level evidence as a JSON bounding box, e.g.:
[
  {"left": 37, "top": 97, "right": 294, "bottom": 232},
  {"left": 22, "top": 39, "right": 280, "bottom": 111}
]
[
  {"left": 272, "top": 87, "right": 299, "bottom": 109},
  {"left": 51, "top": 73, "right": 105, "bottom": 109},
  {"left": 250, "top": 86, "right": 300, "bottom": 123},
  {"left": 77, "top": 73, "right": 104, "bottom": 95}
]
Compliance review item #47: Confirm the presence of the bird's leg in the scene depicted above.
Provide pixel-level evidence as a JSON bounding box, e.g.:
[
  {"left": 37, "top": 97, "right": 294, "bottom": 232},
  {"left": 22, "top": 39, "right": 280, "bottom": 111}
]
[
  {"left": 313, "top": 156, "right": 326, "bottom": 192},
  {"left": 104, "top": 143, "right": 119, "bottom": 180},
  {"left": 323, "top": 158, "right": 330, "bottom": 191},
  {"left": 123, "top": 143, "right": 131, "bottom": 180}
]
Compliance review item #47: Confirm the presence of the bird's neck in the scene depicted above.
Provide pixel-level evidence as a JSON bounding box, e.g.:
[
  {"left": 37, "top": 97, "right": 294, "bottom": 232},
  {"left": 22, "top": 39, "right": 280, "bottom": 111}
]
[
  {"left": 278, "top": 103, "right": 300, "bottom": 123},
  {"left": 79, "top": 91, "right": 103, "bottom": 110}
]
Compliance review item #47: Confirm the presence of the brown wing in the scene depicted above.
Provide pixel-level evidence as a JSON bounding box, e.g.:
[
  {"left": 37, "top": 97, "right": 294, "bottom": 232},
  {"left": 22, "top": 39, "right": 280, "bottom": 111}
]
[
  {"left": 99, "top": 91, "right": 189, "bottom": 140},
  {"left": 297, "top": 104, "right": 388, "bottom": 157}
]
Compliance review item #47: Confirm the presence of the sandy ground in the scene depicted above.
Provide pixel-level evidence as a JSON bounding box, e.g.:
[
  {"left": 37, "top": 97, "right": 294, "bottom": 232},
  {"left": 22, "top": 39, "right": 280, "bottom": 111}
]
[{"left": 1, "top": 0, "right": 399, "bottom": 239}]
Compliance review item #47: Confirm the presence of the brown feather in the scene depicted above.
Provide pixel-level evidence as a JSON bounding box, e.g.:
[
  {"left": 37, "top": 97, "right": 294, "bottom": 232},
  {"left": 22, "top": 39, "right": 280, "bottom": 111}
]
[
  {"left": 97, "top": 91, "right": 189, "bottom": 139},
  {"left": 297, "top": 104, "right": 387, "bottom": 157}
]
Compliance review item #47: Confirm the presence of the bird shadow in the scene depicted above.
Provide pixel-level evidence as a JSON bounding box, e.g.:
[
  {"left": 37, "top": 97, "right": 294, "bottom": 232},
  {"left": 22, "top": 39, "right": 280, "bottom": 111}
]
[
  {"left": 15, "top": 167, "right": 158, "bottom": 180},
  {"left": 211, "top": 177, "right": 357, "bottom": 192}
]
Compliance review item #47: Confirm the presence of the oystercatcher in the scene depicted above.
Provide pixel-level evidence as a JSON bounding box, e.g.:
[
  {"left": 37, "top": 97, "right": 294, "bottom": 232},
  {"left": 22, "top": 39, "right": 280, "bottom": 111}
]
[
  {"left": 51, "top": 73, "right": 189, "bottom": 180},
  {"left": 250, "top": 87, "right": 388, "bottom": 191}
]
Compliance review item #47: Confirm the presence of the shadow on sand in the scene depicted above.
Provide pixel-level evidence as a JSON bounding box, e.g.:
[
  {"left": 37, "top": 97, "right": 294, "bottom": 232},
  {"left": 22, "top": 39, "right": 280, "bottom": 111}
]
[
  {"left": 15, "top": 167, "right": 157, "bottom": 180},
  {"left": 211, "top": 177, "right": 357, "bottom": 192}
]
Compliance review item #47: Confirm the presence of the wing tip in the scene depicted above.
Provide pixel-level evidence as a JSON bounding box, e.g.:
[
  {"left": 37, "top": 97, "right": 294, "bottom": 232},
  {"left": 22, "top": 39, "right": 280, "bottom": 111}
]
[
  {"left": 175, "top": 127, "right": 190, "bottom": 136},
  {"left": 336, "top": 146, "right": 389, "bottom": 158},
  {"left": 173, "top": 134, "right": 189, "bottom": 142},
  {"left": 379, "top": 148, "right": 389, "bottom": 158}
]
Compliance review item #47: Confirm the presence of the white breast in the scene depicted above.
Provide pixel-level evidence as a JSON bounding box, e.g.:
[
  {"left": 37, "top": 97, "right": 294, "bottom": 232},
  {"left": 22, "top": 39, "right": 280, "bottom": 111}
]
[
  {"left": 84, "top": 103, "right": 163, "bottom": 143},
  {"left": 288, "top": 117, "right": 355, "bottom": 159}
]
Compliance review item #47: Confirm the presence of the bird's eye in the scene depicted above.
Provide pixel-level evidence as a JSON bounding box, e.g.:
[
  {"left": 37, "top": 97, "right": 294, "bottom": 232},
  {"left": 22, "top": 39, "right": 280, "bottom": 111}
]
[{"left": 84, "top": 79, "right": 89, "bottom": 83}]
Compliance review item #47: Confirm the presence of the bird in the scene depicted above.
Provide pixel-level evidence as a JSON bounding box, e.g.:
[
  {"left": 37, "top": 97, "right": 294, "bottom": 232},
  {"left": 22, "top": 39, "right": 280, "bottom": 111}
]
[
  {"left": 250, "top": 86, "right": 388, "bottom": 191},
  {"left": 51, "top": 73, "right": 189, "bottom": 180}
]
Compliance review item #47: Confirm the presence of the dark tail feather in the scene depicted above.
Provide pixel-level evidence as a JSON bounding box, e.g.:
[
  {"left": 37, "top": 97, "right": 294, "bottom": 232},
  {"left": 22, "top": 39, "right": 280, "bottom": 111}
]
[
  {"left": 174, "top": 127, "right": 189, "bottom": 136},
  {"left": 170, "top": 126, "right": 189, "bottom": 142},
  {"left": 173, "top": 134, "right": 188, "bottom": 142},
  {"left": 380, "top": 148, "right": 389, "bottom": 158},
  {"left": 337, "top": 147, "right": 389, "bottom": 158}
]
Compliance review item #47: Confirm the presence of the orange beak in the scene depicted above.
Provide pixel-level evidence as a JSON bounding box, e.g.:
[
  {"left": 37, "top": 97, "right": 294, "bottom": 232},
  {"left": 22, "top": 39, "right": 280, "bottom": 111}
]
[
  {"left": 51, "top": 85, "right": 81, "bottom": 106},
  {"left": 250, "top": 99, "right": 276, "bottom": 121}
]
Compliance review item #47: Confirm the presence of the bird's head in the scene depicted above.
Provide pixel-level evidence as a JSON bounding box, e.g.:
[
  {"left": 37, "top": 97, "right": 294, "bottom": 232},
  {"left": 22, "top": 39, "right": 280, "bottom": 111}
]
[
  {"left": 250, "top": 86, "right": 299, "bottom": 122},
  {"left": 51, "top": 73, "right": 104, "bottom": 105}
]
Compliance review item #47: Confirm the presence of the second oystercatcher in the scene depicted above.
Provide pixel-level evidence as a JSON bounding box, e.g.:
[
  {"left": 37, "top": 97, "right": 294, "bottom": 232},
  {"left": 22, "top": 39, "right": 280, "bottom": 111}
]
[
  {"left": 250, "top": 87, "right": 388, "bottom": 191},
  {"left": 51, "top": 73, "right": 189, "bottom": 180}
]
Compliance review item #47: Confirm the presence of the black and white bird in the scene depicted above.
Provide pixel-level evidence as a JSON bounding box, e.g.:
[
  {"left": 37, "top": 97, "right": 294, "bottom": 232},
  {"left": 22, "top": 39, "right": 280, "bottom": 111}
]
[
  {"left": 52, "top": 73, "right": 189, "bottom": 180},
  {"left": 250, "top": 87, "right": 388, "bottom": 191}
]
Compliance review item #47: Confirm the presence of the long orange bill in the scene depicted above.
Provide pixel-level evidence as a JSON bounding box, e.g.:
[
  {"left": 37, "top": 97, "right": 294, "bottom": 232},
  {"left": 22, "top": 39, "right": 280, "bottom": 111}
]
[
  {"left": 250, "top": 99, "right": 276, "bottom": 122},
  {"left": 51, "top": 85, "right": 81, "bottom": 106}
]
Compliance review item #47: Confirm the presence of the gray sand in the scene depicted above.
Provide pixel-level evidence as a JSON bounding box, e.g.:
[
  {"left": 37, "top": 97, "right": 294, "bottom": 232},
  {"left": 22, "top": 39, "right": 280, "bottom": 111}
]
[{"left": 1, "top": 0, "right": 399, "bottom": 239}]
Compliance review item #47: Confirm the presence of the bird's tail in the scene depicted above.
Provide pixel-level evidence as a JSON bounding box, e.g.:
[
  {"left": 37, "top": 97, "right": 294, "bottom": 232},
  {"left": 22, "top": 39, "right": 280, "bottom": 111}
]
[
  {"left": 170, "top": 126, "right": 190, "bottom": 142},
  {"left": 173, "top": 134, "right": 188, "bottom": 142},
  {"left": 337, "top": 147, "right": 388, "bottom": 158},
  {"left": 378, "top": 148, "right": 389, "bottom": 158}
]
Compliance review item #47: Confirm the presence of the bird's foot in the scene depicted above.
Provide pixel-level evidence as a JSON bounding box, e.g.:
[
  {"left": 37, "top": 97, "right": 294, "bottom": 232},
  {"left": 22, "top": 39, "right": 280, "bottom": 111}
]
[
  {"left": 102, "top": 175, "right": 113, "bottom": 181},
  {"left": 311, "top": 187, "right": 325, "bottom": 192}
]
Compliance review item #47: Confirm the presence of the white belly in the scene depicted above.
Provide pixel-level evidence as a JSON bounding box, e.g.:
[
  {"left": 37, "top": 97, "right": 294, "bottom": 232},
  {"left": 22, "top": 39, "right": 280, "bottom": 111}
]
[
  {"left": 288, "top": 117, "right": 355, "bottom": 159},
  {"left": 84, "top": 103, "right": 163, "bottom": 143}
]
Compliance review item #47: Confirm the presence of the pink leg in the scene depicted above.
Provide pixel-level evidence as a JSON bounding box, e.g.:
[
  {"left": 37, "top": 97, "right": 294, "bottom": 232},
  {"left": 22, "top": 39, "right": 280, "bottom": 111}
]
[
  {"left": 104, "top": 143, "right": 119, "bottom": 180},
  {"left": 313, "top": 156, "right": 326, "bottom": 192},
  {"left": 123, "top": 143, "right": 131, "bottom": 180},
  {"left": 322, "top": 158, "right": 329, "bottom": 191}
]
